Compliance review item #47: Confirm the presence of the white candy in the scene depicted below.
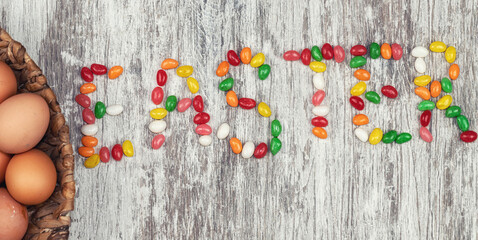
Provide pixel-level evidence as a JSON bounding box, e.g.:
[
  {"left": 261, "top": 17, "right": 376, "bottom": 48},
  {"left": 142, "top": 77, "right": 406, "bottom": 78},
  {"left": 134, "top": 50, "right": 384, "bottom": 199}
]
[
  {"left": 414, "top": 58, "right": 426, "bottom": 73},
  {"left": 312, "top": 105, "right": 329, "bottom": 116},
  {"left": 216, "top": 123, "right": 230, "bottom": 140},
  {"left": 149, "top": 120, "right": 167, "bottom": 133},
  {"left": 241, "top": 141, "right": 255, "bottom": 159},
  {"left": 313, "top": 72, "right": 325, "bottom": 90},
  {"left": 354, "top": 127, "right": 369, "bottom": 142},
  {"left": 199, "top": 135, "right": 212, "bottom": 146},
  {"left": 106, "top": 104, "right": 124, "bottom": 115},
  {"left": 411, "top": 46, "right": 429, "bottom": 58},
  {"left": 81, "top": 124, "right": 98, "bottom": 136}
]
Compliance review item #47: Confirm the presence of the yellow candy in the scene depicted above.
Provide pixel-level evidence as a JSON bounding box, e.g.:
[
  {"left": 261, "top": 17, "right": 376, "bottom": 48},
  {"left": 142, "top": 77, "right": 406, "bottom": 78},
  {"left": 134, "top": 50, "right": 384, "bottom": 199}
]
[
  {"left": 369, "top": 128, "right": 383, "bottom": 145},
  {"left": 122, "top": 140, "right": 134, "bottom": 157},
  {"left": 429, "top": 41, "right": 447, "bottom": 52},
  {"left": 176, "top": 65, "right": 193, "bottom": 78},
  {"left": 445, "top": 46, "right": 456, "bottom": 63},
  {"left": 250, "top": 53, "right": 265, "bottom": 68},
  {"left": 150, "top": 108, "right": 168, "bottom": 119},
  {"left": 350, "top": 82, "right": 367, "bottom": 96},
  {"left": 84, "top": 154, "right": 100, "bottom": 168},
  {"left": 436, "top": 95, "right": 453, "bottom": 110},
  {"left": 309, "top": 61, "right": 326, "bottom": 73},
  {"left": 414, "top": 75, "right": 431, "bottom": 87},
  {"left": 257, "top": 102, "right": 271, "bottom": 117},
  {"left": 187, "top": 77, "right": 199, "bottom": 94}
]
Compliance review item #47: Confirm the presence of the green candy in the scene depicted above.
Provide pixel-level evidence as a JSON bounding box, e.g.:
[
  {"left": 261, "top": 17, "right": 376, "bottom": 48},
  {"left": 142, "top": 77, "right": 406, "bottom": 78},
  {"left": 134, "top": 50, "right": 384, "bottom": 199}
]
[
  {"left": 94, "top": 101, "right": 106, "bottom": 119},
  {"left": 457, "top": 115, "right": 470, "bottom": 131},
  {"left": 418, "top": 100, "right": 435, "bottom": 111},
  {"left": 382, "top": 130, "right": 398, "bottom": 144},
  {"left": 445, "top": 106, "right": 461, "bottom": 118},
  {"left": 311, "top": 45, "right": 323, "bottom": 61},
  {"left": 165, "top": 95, "right": 177, "bottom": 112},
  {"left": 369, "top": 42, "right": 381, "bottom": 59},
  {"left": 258, "top": 64, "right": 271, "bottom": 80},
  {"left": 270, "top": 137, "right": 282, "bottom": 155},
  {"left": 395, "top": 133, "right": 412, "bottom": 144},
  {"left": 365, "top": 91, "right": 381, "bottom": 104},
  {"left": 271, "top": 119, "right": 282, "bottom": 137},
  {"left": 441, "top": 77, "right": 453, "bottom": 93},
  {"left": 219, "top": 78, "right": 234, "bottom": 91},
  {"left": 350, "top": 56, "right": 367, "bottom": 68}
]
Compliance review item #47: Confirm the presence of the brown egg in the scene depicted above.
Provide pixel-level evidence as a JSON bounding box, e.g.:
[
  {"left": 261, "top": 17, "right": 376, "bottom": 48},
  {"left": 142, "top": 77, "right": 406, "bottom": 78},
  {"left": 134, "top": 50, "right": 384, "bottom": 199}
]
[
  {"left": 0, "top": 93, "right": 50, "bottom": 154},
  {"left": 0, "top": 150, "right": 11, "bottom": 183},
  {"left": 5, "top": 149, "right": 57, "bottom": 205},
  {"left": 0, "top": 188, "right": 28, "bottom": 240},
  {"left": 0, "top": 61, "right": 17, "bottom": 104}
]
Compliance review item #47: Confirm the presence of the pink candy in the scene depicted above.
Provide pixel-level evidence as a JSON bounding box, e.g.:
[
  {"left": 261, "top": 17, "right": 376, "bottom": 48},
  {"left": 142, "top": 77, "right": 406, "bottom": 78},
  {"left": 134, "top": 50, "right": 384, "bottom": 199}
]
[
  {"left": 283, "top": 50, "right": 301, "bottom": 61},
  {"left": 82, "top": 108, "right": 95, "bottom": 124},
  {"left": 420, "top": 127, "right": 433, "bottom": 142},
  {"left": 75, "top": 94, "right": 91, "bottom": 108},
  {"left": 99, "top": 147, "right": 110, "bottom": 163},
  {"left": 312, "top": 90, "right": 325, "bottom": 106},
  {"left": 195, "top": 124, "right": 212, "bottom": 135},
  {"left": 152, "top": 134, "right": 165, "bottom": 149},
  {"left": 333, "top": 46, "right": 345, "bottom": 63},
  {"left": 391, "top": 43, "right": 403, "bottom": 60},
  {"left": 151, "top": 87, "right": 164, "bottom": 105},
  {"left": 177, "top": 98, "right": 192, "bottom": 112}
]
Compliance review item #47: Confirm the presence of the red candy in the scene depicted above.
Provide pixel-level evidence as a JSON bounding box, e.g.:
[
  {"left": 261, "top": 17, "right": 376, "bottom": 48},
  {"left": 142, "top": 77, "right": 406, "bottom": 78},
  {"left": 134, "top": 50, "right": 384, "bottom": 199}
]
[
  {"left": 349, "top": 96, "right": 365, "bottom": 111},
  {"left": 151, "top": 87, "right": 164, "bottom": 105},
  {"left": 321, "top": 43, "right": 334, "bottom": 60},
  {"left": 81, "top": 67, "right": 94, "bottom": 82},
  {"left": 99, "top": 147, "right": 110, "bottom": 163},
  {"left": 391, "top": 43, "right": 403, "bottom": 60},
  {"left": 311, "top": 116, "right": 328, "bottom": 127},
  {"left": 90, "top": 64, "right": 107, "bottom": 75},
  {"left": 75, "top": 94, "right": 91, "bottom": 108},
  {"left": 193, "top": 95, "right": 204, "bottom": 112},
  {"left": 112, "top": 144, "right": 123, "bottom": 161},
  {"left": 333, "top": 46, "right": 345, "bottom": 63},
  {"left": 156, "top": 69, "right": 167, "bottom": 86},
  {"left": 152, "top": 134, "right": 166, "bottom": 149},
  {"left": 238, "top": 98, "right": 256, "bottom": 109},
  {"left": 350, "top": 45, "right": 367, "bottom": 56},
  {"left": 195, "top": 124, "right": 212, "bottom": 135},
  {"left": 253, "top": 142, "right": 268, "bottom": 159},
  {"left": 300, "top": 48, "right": 311, "bottom": 65},
  {"left": 283, "top": 50, "right": 300, "bottom": 61},
  {"left": 193, "top": 112, "right": 210, "bottom": 124},
  {"left": 381, "top": 85, "right": 398, "bottom": 98},
  {"left": 420, "top": 110, "right": 431, "bottom": 127},
  {"left": 461, "top": 131, "right": 477, "bottom": 143},
  {"left": 227, "top": 50, "right": 241, "bottom": 66},
  {"left": 82, "top": 108, "right": 95, "bottom": 124},
  {"left": 312, "top": 90, "right": 325, "bottom": 106}
]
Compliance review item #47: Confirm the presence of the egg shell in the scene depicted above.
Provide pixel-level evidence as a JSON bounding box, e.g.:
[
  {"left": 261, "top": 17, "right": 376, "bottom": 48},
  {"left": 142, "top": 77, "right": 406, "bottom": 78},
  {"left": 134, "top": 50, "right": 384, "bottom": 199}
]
[
  {"left": 0, "top": 93, "right": 50, "bottom": 154},
  {"left": 0, "top": 61, "right": 17, "bottom": 104},
  {"left": 0, "top": 150, "right": 11, "bottom": 183},
  {"left": 0, "top": 188, "right": 28, "bottom": 240},
  {"left": 5, "top": 149, "right": 57, "bottom": 205}
]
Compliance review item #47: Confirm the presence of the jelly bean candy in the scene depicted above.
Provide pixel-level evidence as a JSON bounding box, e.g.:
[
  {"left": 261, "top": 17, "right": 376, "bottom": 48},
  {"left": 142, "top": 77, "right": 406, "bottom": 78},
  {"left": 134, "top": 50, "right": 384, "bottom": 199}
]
[
  {"left": 382, "top": 130, "right": 398, "bottom": 144},
  {"left": 418, "top": 100, "right": 435, "bottom": 111},
  {"left": 445, "top": 46, "right": 456, "bottom": 63},
  {"left": 227, "top": 50, "right": 241, "bottom": 66},
  {"left": 309, "top": 61, "right": 326, "bottom": 73},
  {"left": 395, "top": 132, "right": 412, "bottom": 144},
  {"left": 421, "top": 110, "right": 431, "bottom": 127},
  {"left": 82, "top": 136, "right": 98, "bottom": 147},
  {"left": 349, "top": 96, "right": 365, "bottom": 111},
  {"left": 112, "top": 144, "right": 123, "bottom": 161},
  {"left": 199, "top": 135, "right": 212, "bottom": 147},
  {"left": 258, "top": 64, "right": 271, "bottom": 80},
  {"left": 430, "top": 81, "right": 442, "bottom": 98},
  {"left": 391, "top": 43, "right": 403, "bottom": 60},
  {"left": 321, "top": 43, "right": 333, "bottom": 60},
  {"left": 312, "top": 127, "right": 327, "bottom": 139},
  {"left": 122, "top": 140, "right": 134, "bottom": 157},
  {"left": 301, "top": 48, "right": 311, "bottom": 65},
  {"left": 270, "top": 137, "right": 282, "bottom": 155},
  {"left": 420, "top": 127, "right": 433, "bottom": 143},
  {"left": 177, "top": 98, "right": 192, "bottom": 112},
  {"left": 429, "top": 41, "right": 446, "bottom": 52},
  {"left": 151, "top": 87, "right": 164, "bottom": 105},
  {"left": 334, "top": 46, "right": 345, "bottom": 63},
  {"left": 78, "top": 146, "right": 95, "bottom": 157},
  {"left": 381, "top": 85, "right": 398, "bottom": 98},
  {"left": 354, "top": 127, "right": 369, "bottom": 142},
  {"left": 312, "top": 105, "right": 329, "bottom": 116},
  {"left": 445, "top": 106, "right": 461, "bottom": 118},
  {"left": 80, "top": 83, "right": 96, "bottom": 94},
  {"left": 250, "top": 53, "right": 265, "bottom": 68},
  {"left": 106, "top": 104, "right": 123, "bottom": 116},
  {"left": 193, "top": 95, "right": 204, "bottom": 112},
  {"left": 216, "top": 61, "right": 230, "bottom": 77},
  {"left": 81, "top": 124, "right": 98, "bottom": 136},
  {"left": 415, "top": 58, "right": 426, "bottom": 73},
  {"left": 81, "top": 67, "right": 94, "bottom": 82},
  {"left": 457, "top": 115, "right": 469, "bottom": 131},
  {"left": 241, "top": 141, "right": 255, "bottom": 159},
  {"left": 349, "top": 56, "right": 366, "bottom": 68},
  {"left": 369, "top": 42, "right": 380, "bottom": 59},
  {"left": 193, "top": 112, "right": 210, "bottom": 124},
  {"left": 311, "top": 116, "right": 328, "bottom": 127},
  {"left": 150, "top": 108, "right": 168, "bottom": 119},
  {"left": 165, "top": 95, "right": 178, "bottom": 112},
  {"left": 313, "top": 73, "right": 325, "bottom": 90},
  {"left": 156, "top": 69, "right": 167, "bottom": 86},
  {"left": 312, "top": 90, "right": 325, "bottom": 106},
  {"left": 216, "top": 123, "right": 230, "bottom": 140},
  {"left": 75, "top": 94, "right": 91, "bottom": 108},
  {"left": 83, "top": 108, "right": 95, "bottom": 124},
  {"left": 187, "top": 77, "right": 199, "bottom": 94},
  {"left": 350, "top": 45, "right": 367, "bottom": 56},
  {"left": 253, "top": 143, "right": 268, "bottom": 159},
  {"left": 381, "top": 43, "right": 392, "bottom": 59},
  {"left": 108, "top": 66, "right": 123, "bottom": 79},
  {"left": 271, "top": 119, "right": 282, "bottom": 137},
  {"left": 152, "top": 134, "right": 166, "bottom": 149},
  {"left": 196, "top": 124, "right": 212, "bottom": 135},
  {"left": 449, "top": 64, "right": 459, "bottom": 80},
  {"left": 177, "top": 65, "right": 193, "bottom": 78},
  {"left": 311, "top": 46, "right": 323, "bottom": 61},
  {"left": 149, "top": 120, "right": 167, "bottom": 133},
  {"left": 414, "top": 75, "right": 431, "bottom": 87},
  {"left": 257, "top": 102, "right": 271, "bottom": 117},
  {"left": 283, "top": 50, "right": 300, "bottom": 61},
  {"left": 353, "top": 114, "right": 369, "bottom": 126},
  {"left": 365, "top": 91, "right": 380, "bottom": 104},
  {"left": 240, "top": 47, "right": 252, "bottom": 64},
  {"left": 354, "top": 69, "right": 370, "bottom": 81},
  {"left": 238, "top": 98, "right": 256, "bottom": 109},
  {"left": 460, "top": 131, "right": 477, "bottom": 143},
  {"left": 226, "top": 90, "right": 238, "bottom": 107},
  {"left": 84, "top": 154, "right": 100, "bottom": 168},
  {"left": 436, "top": 95, "right": 452, "bottom": 110},
  {"left": 230, "top": 137, "right": 243, "bottom": 154},
  {"left": 411, "top": 46, "right": 429, "bottom": 57},
  {"left": 415, "top": 87, "right": 431, "bottom": 100},
  {"left": 95, "top": 101, "right": 106, "bottom": 119},
  {"left": 91, "top": 63, "right": 107, "bottom": 75},
  {"left": 369, "top": 128, "right": 383, "bottom": 145},
  {"left": 350, "top": 82, "right": 367, "bottom": 96},
  {"left": 441, "top": 77, "right": 453, "bottom": 93},
  {"left": 99, "top": 147, "right": 110, "bottom": 163},
  {"left": 161, "top": 58, "right": 179, "bottom": 69}
]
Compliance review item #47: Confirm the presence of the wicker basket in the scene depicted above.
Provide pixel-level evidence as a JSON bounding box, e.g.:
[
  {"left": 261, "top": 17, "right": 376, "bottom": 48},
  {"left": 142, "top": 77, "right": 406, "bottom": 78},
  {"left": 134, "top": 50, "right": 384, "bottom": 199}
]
[{"left": 0, "top": 27, "right": 75, "bottom": 240}]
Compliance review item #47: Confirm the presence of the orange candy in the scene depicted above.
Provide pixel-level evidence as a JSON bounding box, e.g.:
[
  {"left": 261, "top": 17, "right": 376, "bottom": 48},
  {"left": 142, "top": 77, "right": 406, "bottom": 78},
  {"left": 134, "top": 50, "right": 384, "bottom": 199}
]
[
  {"left": 80, "top": 83, "right": 96, "bottom": 94},
  {"left": 449, "top": 64, "right": 459, "bottom": 80},
  {"left": 415, "top": 87, "right": 431, "bottom": 100},
  {"left": 78, "top": 146, "right": 95, "bottom": 157},
  {"left": 430, "top": 80, "right": 442, "bottom": 98},
  {"left": 353, "top": 114, "right": 369, "bottom": 125},
  {"left": 216, "top": 61, "right": 230, "bottom": 77},
  {"left": 108, "top": 66, "right": 123, "bottom": 79},
  {"left": 81, "top": 136, "right": 98, "bottom": 147},
  {"left": 240, "top": 47, "right": 252, "bottom": 64},
  {"left": 229, "top": 137, "right": 242, "bottom": 154},
  {"left": 381, "top": 43, "right": 392, "bottom": 59},
  {"left": 353, "top": 69, "right": 370, "bottom": 81},
  {"left": 312, "top": 127, "right": 327, "bottom": 139},
  {"left": 161, "top": 58, "right": 179, "bottom": 69},
  {"left": 226, "top": 90, "right": 238, "bottom": 107}
]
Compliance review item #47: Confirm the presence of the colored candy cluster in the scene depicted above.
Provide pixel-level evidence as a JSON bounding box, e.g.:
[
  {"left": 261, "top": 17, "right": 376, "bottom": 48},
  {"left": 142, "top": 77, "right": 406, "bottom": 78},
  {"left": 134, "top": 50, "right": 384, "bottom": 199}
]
[{"left": 76, "top": 64, "right": 134, "bottom": 168}]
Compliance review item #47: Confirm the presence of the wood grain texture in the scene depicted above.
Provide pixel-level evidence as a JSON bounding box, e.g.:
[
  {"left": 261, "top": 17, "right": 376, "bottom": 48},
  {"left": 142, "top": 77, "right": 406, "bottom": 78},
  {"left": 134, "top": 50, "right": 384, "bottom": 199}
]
[{"left": 2, "top": 0, "right": 478, "bottom": 239}]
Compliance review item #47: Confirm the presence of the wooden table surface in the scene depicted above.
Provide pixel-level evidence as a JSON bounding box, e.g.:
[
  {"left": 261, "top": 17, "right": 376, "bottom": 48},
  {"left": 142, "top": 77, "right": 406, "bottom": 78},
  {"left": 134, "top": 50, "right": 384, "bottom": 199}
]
[{"left": 2, "top": 0, "right": 478, "bottom": 239}]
